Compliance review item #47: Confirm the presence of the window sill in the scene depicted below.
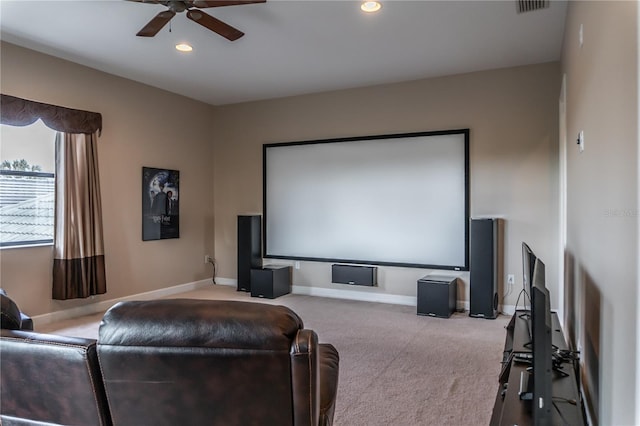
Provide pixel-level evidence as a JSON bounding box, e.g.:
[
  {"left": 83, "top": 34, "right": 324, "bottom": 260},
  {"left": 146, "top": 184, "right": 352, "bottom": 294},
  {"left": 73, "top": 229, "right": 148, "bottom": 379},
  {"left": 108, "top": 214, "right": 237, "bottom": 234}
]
[{"left": 0, "top": 242, "right": 54, "bottom": 250}]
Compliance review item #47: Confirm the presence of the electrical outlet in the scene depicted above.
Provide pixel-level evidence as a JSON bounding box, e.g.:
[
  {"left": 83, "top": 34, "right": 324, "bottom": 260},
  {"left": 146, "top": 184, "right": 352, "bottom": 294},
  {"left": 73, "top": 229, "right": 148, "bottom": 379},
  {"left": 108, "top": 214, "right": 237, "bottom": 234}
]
[
  {"left": 294, "top": 261, "right": 300, "bottom": 270},
  {"left": 507, "top": 274, "right": 515, "bottom": 286},
  {"left": 204, "top": 255, "right": 212, "bottom": 264},
  {"left": 578, "top": 130, "right": 585, "bottom": 153}
]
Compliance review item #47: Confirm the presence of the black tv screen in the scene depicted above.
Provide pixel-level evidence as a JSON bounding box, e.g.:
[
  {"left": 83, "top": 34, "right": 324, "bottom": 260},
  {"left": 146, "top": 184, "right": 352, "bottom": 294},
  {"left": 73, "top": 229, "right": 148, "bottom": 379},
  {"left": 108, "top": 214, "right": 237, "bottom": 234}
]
[
  {"left": 531, "top": 258, "right": 552, "bottom": 425},
  {"left": 522, "top": 242, "right": 537, "bottom": 291},
  {"left": 263, "top": 129, "right": 470, "bottom": 270},
  {"left": 522, "top": 242, "right": 537, "bottom": 309}
]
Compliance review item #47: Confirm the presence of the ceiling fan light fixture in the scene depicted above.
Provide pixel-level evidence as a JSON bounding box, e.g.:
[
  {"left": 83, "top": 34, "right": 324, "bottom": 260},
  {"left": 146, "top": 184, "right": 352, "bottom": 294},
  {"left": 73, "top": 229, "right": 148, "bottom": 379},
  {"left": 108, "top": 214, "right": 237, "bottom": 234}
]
[
  {"left": 175, "top": 43, "right": 193, "bottom": 52},
  {"left": 361, "top": 1, "right": 382, "bottom": 13}
]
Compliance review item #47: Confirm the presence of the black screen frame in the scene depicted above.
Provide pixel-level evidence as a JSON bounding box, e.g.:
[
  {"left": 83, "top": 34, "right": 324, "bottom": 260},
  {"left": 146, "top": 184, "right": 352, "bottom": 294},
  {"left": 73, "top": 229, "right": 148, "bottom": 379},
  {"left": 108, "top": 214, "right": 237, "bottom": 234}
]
[{"left": 262, "top": 129, "right": 470, "bottom": 270}]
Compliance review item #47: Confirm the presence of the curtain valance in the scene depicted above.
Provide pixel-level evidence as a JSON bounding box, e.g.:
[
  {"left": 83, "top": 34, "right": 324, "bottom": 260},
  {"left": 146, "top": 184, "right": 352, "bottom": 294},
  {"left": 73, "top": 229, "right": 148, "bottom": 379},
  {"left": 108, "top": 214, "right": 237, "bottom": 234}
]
[{"left": 1, "top": 94, "right": 102, "bottom": 134}]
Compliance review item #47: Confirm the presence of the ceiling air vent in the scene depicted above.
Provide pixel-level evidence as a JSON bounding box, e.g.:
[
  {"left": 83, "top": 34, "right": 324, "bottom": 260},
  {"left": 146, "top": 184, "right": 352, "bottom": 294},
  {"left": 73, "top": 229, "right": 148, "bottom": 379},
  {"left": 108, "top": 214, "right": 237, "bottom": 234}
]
[{"left": 516, "top": 0, "right": 549, "bottom": 14}]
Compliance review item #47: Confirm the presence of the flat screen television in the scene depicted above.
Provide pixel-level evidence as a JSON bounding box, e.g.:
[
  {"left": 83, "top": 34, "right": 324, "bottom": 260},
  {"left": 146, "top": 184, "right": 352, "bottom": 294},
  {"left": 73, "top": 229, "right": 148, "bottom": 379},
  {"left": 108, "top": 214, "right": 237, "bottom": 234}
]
[
  {"left": 522, "top": 242, "right": 537, "bottom": 297},
  {"left": 531, "top": 258, "right": 553, "bottom": 425},
  {"left": 521, "top": 242, "right": 537, "bottom": 336}
]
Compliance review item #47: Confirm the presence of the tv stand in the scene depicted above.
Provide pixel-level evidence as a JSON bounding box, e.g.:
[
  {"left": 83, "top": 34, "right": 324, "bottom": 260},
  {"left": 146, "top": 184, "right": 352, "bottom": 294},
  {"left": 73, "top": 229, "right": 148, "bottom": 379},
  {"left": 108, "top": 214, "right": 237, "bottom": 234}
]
[{"left": 490, "top": 310, "right": 586, "bottom": 425}]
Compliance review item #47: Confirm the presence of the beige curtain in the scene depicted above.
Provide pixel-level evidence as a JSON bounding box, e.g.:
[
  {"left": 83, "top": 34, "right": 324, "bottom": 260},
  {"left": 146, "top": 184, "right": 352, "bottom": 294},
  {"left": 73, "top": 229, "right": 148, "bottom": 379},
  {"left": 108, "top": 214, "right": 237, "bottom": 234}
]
[
  {"left": 52, "top": 132, "right": 106, "bottom": 300},
  {"left": 1, "top": 94, "right": 105, "bottom": 300}
]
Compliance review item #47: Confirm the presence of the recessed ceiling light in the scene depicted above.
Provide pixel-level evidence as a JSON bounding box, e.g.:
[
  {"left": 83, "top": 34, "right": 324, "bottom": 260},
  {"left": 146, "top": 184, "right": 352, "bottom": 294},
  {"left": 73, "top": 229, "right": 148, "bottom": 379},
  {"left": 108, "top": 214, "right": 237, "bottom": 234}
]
[
  {"left": 361, "top": 1, "right": 382, "bottom": 13},
  {"left": 175, "top": 43, "right": 193, "bottom": 52}
]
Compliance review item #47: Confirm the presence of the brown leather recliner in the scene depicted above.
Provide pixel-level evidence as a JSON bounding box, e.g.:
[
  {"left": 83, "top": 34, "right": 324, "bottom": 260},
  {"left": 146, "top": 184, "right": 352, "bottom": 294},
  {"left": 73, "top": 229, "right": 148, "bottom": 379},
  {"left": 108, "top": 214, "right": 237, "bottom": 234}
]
[
  {"left": 98, "top": 299, "right": 340, "bottom": 426},
  {"left": 0, "top": 290, "right": 112, "bottom": 426}
]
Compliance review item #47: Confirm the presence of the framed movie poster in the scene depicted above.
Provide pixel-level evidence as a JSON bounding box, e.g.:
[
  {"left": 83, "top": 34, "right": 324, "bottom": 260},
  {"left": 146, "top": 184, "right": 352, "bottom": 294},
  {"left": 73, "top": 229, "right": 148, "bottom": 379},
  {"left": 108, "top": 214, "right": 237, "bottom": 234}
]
[{"left": 142, "top": 167, "right": 180, "bottom": 241}]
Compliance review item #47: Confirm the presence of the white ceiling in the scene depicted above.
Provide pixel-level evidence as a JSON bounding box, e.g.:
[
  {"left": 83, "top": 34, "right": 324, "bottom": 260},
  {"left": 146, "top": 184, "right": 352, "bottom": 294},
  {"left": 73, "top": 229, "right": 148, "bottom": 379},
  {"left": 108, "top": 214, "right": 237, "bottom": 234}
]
[{"left": 0, "top": 0, "right": 567, "bottom": 106}]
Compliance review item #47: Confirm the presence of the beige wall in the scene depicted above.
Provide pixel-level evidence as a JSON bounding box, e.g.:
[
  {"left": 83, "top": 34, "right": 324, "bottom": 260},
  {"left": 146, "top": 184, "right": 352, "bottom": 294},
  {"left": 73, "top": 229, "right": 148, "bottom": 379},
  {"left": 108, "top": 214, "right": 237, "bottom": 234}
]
[
  {"left": 212, "top": 62, "right": 561, "bottom": 309},
  {"left": 561, "top": 2, "right": 639, "bottom": 425},
  {"left": 0, "top": 42, "right": 216, "bottom": 316}
]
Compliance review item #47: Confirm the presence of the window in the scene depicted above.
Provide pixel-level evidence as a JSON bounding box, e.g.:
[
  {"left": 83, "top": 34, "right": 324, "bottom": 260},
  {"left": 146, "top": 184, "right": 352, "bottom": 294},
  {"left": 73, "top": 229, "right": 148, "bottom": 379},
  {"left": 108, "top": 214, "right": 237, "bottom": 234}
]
[{"left": 0, "top": 120, "right": 57, "bottom": 247}]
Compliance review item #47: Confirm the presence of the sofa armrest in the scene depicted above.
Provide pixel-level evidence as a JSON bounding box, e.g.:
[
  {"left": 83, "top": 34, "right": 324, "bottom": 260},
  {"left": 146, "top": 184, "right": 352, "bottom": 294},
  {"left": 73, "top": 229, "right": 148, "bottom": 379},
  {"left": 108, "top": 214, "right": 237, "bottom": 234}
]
[
  {"left": 1, "top": 292, "right": 23, "bottom": 330},
  {"left": 0, "top": 290, "right": 33, "bottom": 331},
  {"left": 19, "top": 313, "right": 33, "bottom": 331},
  {"left": 318, "top": 344, "right": 339, "bottom": 426},
  {"left": 291, "top": 329, "right": 321, "bottom": 426},
  {"left": 291, "top": 330, "right": 340, "bottom": 426}
]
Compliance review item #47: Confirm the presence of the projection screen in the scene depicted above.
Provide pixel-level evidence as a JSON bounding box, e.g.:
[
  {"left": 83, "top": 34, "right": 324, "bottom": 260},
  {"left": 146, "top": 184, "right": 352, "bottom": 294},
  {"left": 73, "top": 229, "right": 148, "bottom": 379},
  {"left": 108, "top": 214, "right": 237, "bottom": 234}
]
[{"left": 263, "top": 129, "right": 469, "bottom": 270}]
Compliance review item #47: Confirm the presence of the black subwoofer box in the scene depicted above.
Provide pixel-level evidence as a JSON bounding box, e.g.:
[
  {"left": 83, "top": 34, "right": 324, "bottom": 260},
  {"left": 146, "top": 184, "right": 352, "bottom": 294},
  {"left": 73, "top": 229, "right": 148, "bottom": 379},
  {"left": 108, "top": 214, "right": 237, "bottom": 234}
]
[
  {"left": 417, "top": 275, "right": 457, "bottom": 318},
  {"left": 250, "top": 266, "right": 291, "bottom": 299}
]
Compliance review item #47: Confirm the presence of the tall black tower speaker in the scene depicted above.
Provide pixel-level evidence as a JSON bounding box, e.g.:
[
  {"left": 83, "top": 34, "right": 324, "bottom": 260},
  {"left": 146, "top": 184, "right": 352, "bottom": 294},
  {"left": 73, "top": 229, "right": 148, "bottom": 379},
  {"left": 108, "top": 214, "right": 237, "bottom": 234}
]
[
  {"left": 237, "top": 215, "right": 262, "bottom": 292},
  {"left": 469, "top": 218, "right": 502, "bottom": 319}
]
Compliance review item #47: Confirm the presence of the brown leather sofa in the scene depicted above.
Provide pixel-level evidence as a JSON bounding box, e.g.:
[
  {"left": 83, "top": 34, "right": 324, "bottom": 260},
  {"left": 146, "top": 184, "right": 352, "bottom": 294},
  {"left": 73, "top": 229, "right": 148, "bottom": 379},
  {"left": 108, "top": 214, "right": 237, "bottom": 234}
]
[
  {"left": 0, "top": 290, "right": 111, "bottom": 426},
  {"left": 1, "top": 294, "right": 339, "bottom": 426}
]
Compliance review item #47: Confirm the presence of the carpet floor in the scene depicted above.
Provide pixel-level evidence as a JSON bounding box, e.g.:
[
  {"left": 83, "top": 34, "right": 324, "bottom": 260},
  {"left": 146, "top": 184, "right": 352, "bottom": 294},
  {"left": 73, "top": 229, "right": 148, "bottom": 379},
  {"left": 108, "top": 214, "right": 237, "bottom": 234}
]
[{"left": 39, "top": 285, "right": 510, "bottom": 426}]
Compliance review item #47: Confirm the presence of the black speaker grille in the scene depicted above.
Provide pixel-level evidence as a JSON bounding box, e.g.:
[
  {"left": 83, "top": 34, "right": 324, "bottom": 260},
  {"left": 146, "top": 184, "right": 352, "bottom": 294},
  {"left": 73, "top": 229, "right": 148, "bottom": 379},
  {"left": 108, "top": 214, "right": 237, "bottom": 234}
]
[
  {"left": 331, "top": 264, "right": 377, "bottom": 286},
  {"left": 469, "top": 218, "right": 500, "bottom": 319}
]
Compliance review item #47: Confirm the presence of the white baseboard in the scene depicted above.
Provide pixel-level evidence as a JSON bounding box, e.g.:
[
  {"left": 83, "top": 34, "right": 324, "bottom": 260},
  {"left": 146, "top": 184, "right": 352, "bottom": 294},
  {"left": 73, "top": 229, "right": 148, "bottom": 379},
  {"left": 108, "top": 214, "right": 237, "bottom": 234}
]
[
  {"left": 32, "top": 279, "right": 212, "bottom": 326},
  {"left": 296, "top": 286, "right": 517, "bottom": 316},
  {"left": 215, "top": 277, "right": 515, "bottom": 314},
  {"left": 32, "top": 278, "right": 519, "bottom": 326},
  {"left": 213, "top": 278, "right": 237, "bottom": 287},
  {"left": 217, "top": 277, "right": 418, "bottom": 306},
  {"left": 291, "top": 285, "right": 417, "bottom": 306}
]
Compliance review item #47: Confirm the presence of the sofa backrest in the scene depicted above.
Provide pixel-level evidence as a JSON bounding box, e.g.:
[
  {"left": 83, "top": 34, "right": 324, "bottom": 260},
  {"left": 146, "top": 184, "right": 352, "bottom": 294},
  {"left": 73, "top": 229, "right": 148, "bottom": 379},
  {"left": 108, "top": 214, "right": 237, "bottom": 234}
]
[
  {"left": 0, "top": 329, "right": 112, "bottom": 426},
  {"left": 98, "top": 299, "right": 319, "bottom": 426}
]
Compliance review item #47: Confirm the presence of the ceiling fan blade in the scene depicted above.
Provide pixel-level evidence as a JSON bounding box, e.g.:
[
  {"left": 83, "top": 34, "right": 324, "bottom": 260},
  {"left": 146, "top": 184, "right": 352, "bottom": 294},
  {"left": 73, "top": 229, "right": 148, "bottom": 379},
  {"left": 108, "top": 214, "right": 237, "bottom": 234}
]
[
  {"left": 189, "top": 0, "right": 265, "bottom": 8},
  {"left": 136, "top": 10, "right": 176, "bottom": 37},
  {"left": 186, "top": 9, "right": 244, "bottom": 41}
]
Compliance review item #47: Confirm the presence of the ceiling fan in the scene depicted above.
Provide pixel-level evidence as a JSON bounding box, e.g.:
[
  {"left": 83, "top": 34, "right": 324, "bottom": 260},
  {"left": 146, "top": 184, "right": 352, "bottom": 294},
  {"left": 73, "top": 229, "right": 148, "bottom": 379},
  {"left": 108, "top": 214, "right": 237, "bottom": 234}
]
[{"left": 130, "top": 0, "right": 266, "bottom": 41}]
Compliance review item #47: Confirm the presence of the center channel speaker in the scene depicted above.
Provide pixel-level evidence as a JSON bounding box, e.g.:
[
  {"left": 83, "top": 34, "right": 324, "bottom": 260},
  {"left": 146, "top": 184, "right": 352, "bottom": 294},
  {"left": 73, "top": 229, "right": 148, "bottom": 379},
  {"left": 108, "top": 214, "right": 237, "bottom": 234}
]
[
  {"left": 469, "top": 218, "right": 503, "bottom": 319},
  {"left": 237, "top": 215, "right": 262, "bottom": 292},
  {"left": 331, "top": 264, "right": 377, "bottom": 286}
]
